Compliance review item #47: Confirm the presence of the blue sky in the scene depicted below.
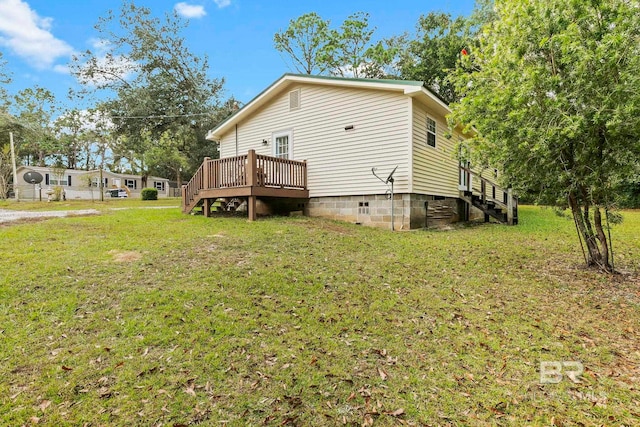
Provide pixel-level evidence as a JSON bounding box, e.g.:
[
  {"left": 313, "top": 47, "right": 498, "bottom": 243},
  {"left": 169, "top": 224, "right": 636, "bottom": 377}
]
[{"left": 0, "top": 0, "right": 476, "bottom": 111}]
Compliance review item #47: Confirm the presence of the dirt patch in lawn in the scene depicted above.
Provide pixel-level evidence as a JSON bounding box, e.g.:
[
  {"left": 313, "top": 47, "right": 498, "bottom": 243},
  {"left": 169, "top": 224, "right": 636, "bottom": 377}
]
[{"left": 108, "top": 250, "right": 143, "bottom": 262}]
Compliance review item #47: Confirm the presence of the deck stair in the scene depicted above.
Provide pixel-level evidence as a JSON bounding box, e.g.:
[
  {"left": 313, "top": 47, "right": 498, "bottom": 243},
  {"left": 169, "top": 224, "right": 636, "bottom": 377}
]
[{"left": 459, "top": 166, "right": 518, "bottom": 225}]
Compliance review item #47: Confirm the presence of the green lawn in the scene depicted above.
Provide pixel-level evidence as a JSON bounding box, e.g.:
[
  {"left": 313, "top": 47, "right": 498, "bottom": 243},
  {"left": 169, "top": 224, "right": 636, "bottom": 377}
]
[{"left": 0, "top": 202, "right": 638, "bottom": 426}]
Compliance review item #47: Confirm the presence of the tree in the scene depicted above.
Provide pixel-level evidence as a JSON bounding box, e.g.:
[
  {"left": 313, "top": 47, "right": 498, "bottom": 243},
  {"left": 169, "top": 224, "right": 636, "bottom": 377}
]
[
  {"left": 0, "top": 52, "right": 11, "bottom": 110},
  {"left": 70, "top": 1, "right": 226, "bottom": 180},
  {"left": 274, "top": 12, "right": 332, "bottom": 75},
  {"left": 397, "top": 12, "right": 471, "bottom": 104},
  {"left": 449, "top": 0, "right": 640, "bottom": 271},
  {"left": 54, "top": 107, "right": 115, "bottom": 171},
  {"left": 12, "top": 87, "right": 59, "bottom": 166},
  {"left": 274, "top": 11, "right": 400, "bottom": 79},
  {"left": 329, "top": 12, "right": 376, "bottom": 78}
]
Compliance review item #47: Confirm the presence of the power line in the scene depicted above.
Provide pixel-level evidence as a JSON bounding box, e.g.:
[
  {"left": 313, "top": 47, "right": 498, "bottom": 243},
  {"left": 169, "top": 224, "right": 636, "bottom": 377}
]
[{"left": 110, "top": 112, "right": 214, "bottom": 119}]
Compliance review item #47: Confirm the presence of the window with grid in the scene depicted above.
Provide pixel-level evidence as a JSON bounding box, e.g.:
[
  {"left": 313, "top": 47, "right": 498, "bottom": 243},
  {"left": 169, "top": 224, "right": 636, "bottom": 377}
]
[{"left": 426, "top": 117, "right": 436, "bottom": 148}]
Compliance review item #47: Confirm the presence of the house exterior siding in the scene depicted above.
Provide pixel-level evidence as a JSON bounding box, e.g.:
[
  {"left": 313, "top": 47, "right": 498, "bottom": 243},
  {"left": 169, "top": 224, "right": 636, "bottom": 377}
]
[
  {"left": 198, "top": 74, "right": 509, "bottom": 228},
  {"left": 411, "top": 99, "right": 461, "bottom": 198},
  {"left": 219, "top": 83, "right": 411, "bottom": 198}
]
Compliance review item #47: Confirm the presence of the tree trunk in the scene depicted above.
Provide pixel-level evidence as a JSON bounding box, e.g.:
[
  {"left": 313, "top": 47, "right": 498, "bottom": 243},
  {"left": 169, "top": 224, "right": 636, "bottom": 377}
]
[{"left": 568, "top": 191, "right": 612, "bottom": 271}]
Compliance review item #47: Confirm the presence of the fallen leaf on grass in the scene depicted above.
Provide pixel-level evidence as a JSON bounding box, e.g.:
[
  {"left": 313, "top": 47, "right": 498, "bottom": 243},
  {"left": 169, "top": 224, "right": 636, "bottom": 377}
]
[
  {"left": 185, "top": 384, "right": 196, "bottom": 397},
  {"left": 363, "top": 413, "right": 374, "bottom": 426},
  {"left": 29, "top": 416, "right": 40, "bottom": 424},
  {"left": 38, "top": 400, "right": 51, "bottom": 412},
  {"left": 377, "top": 366, "right": 388, "bottom": 381},
  {"left": 384, "top": 408, "right": 405, "bottom": 416},
  {"left": 98, "top": 387, "right": 112, "bottom": 398},
  {"left": 61, "top": 365, "right": 73, "bottom": 371}
]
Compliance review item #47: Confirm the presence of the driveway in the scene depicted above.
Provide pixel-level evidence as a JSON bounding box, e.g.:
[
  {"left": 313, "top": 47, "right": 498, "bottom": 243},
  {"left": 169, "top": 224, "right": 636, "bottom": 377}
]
[{"left": 0, "top": 208, "right": 100, "bottom": 224}]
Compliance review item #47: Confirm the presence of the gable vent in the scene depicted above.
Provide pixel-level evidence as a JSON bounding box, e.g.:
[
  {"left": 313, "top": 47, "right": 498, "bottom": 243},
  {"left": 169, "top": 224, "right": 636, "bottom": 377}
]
[{"left": 289, "top": 89, "right": 301, "bottom": 111}]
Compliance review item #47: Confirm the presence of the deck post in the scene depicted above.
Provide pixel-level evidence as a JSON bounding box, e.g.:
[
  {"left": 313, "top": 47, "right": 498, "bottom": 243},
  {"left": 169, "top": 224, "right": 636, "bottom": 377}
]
[
  {"left": 204, "top": 198, "right": 212, "bottom": 217},
  {"left": 247, "top": 195, "right": 257, "bottom": 221},
  {"left": 465, "top": 164, "right": 471, "bottom": 192},
  {"left": 247, "top": 150, "right": 257, "bottom": 187},
  {"left": 181, "top": 185, "right": 187, "bottom": 213},
  {"left": 481, "top": 179, "right": 489, "bottom": 222},
  {"left": 202, "top": 157, "right": 211, "bottom": 189},
  {"left": 507, "top": 187, "right": 514, "bottom": 226}
]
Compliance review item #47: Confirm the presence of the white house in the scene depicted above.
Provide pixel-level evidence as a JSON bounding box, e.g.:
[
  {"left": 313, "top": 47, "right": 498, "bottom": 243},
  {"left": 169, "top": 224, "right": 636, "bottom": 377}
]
[
  {"left": 183, "top": 74, "right": 516, "bottom": 228},
  {"left": 15, "top": 166, "right": 171, "bottom": 200}
]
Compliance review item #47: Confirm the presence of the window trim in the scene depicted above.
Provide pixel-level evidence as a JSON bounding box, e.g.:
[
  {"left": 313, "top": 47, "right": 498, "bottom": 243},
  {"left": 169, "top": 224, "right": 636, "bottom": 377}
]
[
  {"left": 272, "top": 129, "right": 293, "bottom": 159},
  {"left": 125, "top": 178, "right": 137, "bottom": 189},
  {"left": 426, "top": 116, "right": 437, "bottom": 148}
]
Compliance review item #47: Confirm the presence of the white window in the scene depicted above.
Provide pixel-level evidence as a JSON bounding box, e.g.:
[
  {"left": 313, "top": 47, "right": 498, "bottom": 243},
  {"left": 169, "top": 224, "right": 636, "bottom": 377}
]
[
  {"left": 125, "top": 179, "right": 137, "bottom": 189},
  {"left": 91, "top": 177, "right": 99, "bottom": 187},
  {"left": 154, "top": 181, "right": 165, "bottom": 191},
  {"left": 49, "top": 175, "right": 69, "bottom": 186},
  {"left": 426, "top": 117, "right": 437, "bottom": 148},
  {"left": 273, "top": 130, "right": 293, "bottom": 159}
]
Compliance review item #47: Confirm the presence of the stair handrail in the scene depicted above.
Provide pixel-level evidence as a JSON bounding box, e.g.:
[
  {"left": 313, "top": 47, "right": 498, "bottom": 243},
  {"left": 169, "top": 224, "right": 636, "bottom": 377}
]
[{"left": 459, "top": 165, "right": 518, "bottom": 225}]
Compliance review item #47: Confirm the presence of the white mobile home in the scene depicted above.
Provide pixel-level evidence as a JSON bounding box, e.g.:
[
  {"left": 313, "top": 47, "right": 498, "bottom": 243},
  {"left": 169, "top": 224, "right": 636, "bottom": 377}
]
[{"left": 15, "top": 166, "right": 171, "bottom": 200}]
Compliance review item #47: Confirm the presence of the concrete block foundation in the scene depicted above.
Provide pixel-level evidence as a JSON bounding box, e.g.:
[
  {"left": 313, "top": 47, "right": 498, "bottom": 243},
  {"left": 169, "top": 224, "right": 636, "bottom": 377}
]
[{"left": 305, "top": 193, "right": 464, "bottom": 230}]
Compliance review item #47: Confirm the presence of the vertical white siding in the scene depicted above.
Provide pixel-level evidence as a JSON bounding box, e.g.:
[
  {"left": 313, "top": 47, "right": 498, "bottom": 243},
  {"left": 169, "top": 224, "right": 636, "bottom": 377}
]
[
  {"left": 411, "top": 99, "right": 460, "bottom": 197},
  {"left": 219, "top": 84, "right": 410, "bottom": 197}
]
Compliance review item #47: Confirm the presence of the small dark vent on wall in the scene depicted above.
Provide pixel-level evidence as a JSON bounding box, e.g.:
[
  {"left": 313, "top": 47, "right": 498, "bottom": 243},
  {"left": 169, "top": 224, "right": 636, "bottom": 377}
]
[
  {"left": 289, "top": 89, "right": 301, "bottom": 111},
  {"left": 344, "top": 125, "right": 355, "bottom": 131}
]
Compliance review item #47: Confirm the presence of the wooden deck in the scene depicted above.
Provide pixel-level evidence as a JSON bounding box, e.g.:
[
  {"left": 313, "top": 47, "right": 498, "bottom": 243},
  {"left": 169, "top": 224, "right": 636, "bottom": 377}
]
[{"left": 182, "top": 150, "right": 309, "bottom": 220}]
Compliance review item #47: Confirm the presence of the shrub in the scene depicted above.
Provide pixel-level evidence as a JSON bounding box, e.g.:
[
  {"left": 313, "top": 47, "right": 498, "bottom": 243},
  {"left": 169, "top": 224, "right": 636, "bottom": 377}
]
[{"left": 141, "top": 188, "right": 158, "bottom": 200}]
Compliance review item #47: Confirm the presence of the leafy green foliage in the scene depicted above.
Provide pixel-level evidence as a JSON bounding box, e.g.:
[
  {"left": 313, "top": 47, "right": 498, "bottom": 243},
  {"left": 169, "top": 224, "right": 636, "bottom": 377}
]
[
  {"left": 274, "top": 11, "right": 402, "bottom": 79},
  {"left": 140, "top": 187, "right": 158, "bottom": 200},
  {"left": 0, "top": 52, "right": 10, "bottom": 109},
  {"left": 11, "top": 87, "right": 59, "bottom": 167},
  {"left": 398, "top": 12, "right": 471, "bottom": 104},
  {"left": 0, "top": 204, "right": 639, "bottom": 425},
  {"left": 70, "top": 1, "right": 227, "bottom": 181},
  {"left": 449, "top": 0, "right": 640, "bottom": 270},
  {"left": 273, "top": 12, "right": 333, "bottom": 75}
]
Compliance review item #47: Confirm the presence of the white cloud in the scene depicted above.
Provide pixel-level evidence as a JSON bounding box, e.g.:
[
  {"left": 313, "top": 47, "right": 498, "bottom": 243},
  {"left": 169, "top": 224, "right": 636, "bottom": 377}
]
[
  {"left": 89, "top": 38, "right": 112, "bottom": 54},
  {"left": 213, "top": 0, "right": 231, "bottom": 8},
  {"left": 175, "top": 2, "right": 206, "bottom": 18},
  {"left": 0, "top": 0, "right": 74, "bottom": 69},
  {"left": 53, "top": 64, "right": 70, "bottom": 74}
]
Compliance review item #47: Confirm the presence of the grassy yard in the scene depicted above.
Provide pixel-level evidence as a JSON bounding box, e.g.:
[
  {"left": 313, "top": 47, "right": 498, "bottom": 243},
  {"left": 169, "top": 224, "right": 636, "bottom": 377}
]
[{"left": 0, "top": 201, "right": 638, "bottom": 426}]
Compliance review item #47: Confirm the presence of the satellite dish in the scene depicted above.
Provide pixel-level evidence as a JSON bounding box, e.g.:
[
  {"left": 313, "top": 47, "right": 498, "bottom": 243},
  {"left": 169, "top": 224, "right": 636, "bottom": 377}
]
[
  {"left": 23, "top": 171, "right": 43, "bottom": 184},
  {"left": 386, "top": 166, "right": 398, "bottom": 184}
]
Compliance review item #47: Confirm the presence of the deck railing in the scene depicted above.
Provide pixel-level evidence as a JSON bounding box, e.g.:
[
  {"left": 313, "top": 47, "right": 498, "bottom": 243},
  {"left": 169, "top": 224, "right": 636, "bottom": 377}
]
[
  {"left": 182, "top": 150, "right": 307, "bottom": 211},
  {"left": 460, "top": 165, "right": 518, "bottom": 225}
]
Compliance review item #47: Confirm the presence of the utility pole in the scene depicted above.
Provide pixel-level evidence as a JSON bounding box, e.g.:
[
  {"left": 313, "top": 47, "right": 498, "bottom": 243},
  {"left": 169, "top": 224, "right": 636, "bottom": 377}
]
[{"left": 10, "top": 131, "right": 19, "bottom": 201}]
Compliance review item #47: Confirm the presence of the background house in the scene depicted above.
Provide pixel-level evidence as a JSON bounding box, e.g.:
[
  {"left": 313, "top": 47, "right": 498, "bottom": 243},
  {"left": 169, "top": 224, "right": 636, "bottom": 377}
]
[{"left": 15, "top": 166, "right": 171, "bottom": 200}]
